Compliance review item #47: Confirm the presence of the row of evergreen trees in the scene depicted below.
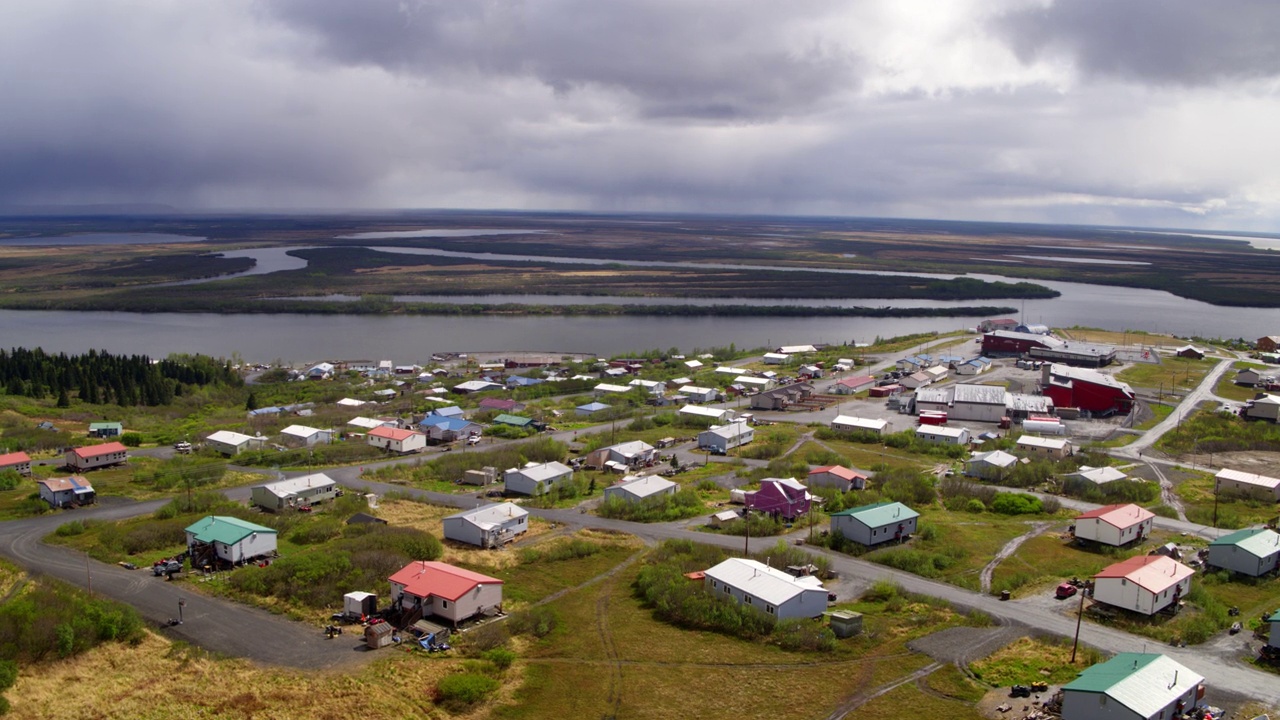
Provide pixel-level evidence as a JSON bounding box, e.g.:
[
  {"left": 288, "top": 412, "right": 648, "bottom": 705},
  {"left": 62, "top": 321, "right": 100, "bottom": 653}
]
[{"left": 0, "top": 347, "right": 241, "bottom": 407}]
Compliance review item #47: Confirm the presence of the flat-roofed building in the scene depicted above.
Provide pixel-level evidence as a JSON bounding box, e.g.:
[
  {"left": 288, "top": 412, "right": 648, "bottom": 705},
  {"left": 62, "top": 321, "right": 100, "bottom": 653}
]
[{"left": 1215, "top": 468, "right": 1280, "bottom": 502}]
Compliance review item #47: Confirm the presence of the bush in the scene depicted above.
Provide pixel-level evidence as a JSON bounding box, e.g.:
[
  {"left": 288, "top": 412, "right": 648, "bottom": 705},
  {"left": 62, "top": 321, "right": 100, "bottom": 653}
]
[
  {"left": 482, "top": 647, "right": 517, "bottom": 670},
  {"left": 507, "top": 606, "right": 560, "bottom": 638},
  {"left": 990, "top": 493, "right": 1043, "bottom": 515},
  {"left": 435, "top": 673, "right": 500, "bottom": 710},
  {"left": 0, "top": 471, "right": 20, "bottom": 492},
  {"left": 518, "top": 538, "right": 601, "bottom": 564},
  {"left": 289, "top": 518, "right": 343, "bottom": 545},
  {"left": 596, "top": 489, "right": 705, "bottom": 523},
  {"left": 54, "top": 520, "right": 88, "bottom": 537},
  {"left": 119, "top": 432, "right": 143, "bottom": 447}
]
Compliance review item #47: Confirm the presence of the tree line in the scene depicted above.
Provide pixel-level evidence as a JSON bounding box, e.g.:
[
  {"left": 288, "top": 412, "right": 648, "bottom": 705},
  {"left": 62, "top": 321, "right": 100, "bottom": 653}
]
[{"left": 0, "top": 347, "right": 241, "bottom": 407}]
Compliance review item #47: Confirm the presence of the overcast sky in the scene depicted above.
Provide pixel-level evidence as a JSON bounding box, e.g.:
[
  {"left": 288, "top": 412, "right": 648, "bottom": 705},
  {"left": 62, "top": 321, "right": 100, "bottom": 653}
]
[{"left": 4, "top": 1, "right": 1280, "bottom": 231}]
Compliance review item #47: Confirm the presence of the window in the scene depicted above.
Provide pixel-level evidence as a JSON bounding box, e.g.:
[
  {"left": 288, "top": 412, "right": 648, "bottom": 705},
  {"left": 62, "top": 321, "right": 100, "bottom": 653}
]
[
  {"left": 710, "top": 580, "right": 717, "bottom": 589},
  {"left": 766, "top": 605, "right": 775, "bottom": 615},
  {"left": 723, "top": 584, "right": 731, "bottom": 595},
  {"left": 744, "top": 595, "right": 753, "bottom": 605},
  {"left": 441, "top": 599, "right": 449, "bottom": 609}
]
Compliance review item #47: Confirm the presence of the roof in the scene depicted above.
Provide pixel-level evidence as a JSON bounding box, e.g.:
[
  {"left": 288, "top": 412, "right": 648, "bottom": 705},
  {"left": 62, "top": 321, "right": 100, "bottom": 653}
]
[
  {"left": 607, "top": 440, "right": 654, "bottom": 457},
  {"left": 1062, "top": 653, "right": 1203, "bottom": 718},
  {"left": 185, "top": 515, "right": 276, "bottom": 545},
  {"left": 1215, "top": 468, "right": 1280, "bottom": 491},
  {"left": 832, "top": 415, "right": 888, "bottom": 431},
  {"left": 37, "top": 476, "right": 94, "bottom": 494},
  {"left": 507, "top": 461, "right": 573, "bottom": 482},
  {"left": 988, "top": 329, "right": 1066, "bottom": 347},
  {"left": 390, "top": 561, "right": 502, "bottom": 601},
  {"left": 453, "top": 380, "right": 502, "bottom": 392},
  {"left": 1076, "top": 503, "right": 1154, "bottom": 529},
  {"left": 1209, "top": 527, "right": 1280, "bottom": 558},
  {"left": 609, "top": 475, "right": 677, "bottom": 499},
  {"left": 969, "top": 450, "right": 1018, "bottom": 468},
  {"left": 255, "top": 473, "right": 336, "bottom": 499},
  {"left": 347, "top": 416, "right": 389, "bottom": 429},
  {"left": 1094, "top": 555, "right": 1193, "bottom": 594},
  {"left": 493, "top": 414, "right": 533, "bottom": 426},
  {"left": 831, "top": 501, "right": 920, "bottom": 527},
  {"left": 1067, "top": 466, "right": 1127, "bottom": 484},
  {"left": 577, "top": 402, "right": 610, "bottom": 412},
  {"left": 280, "top": 424, "right": 324, "bottom": 438},
  {"left": 735, "top": 376, "right": 771, "bottom": 386},
  {"left": 953, "top": 384, "right": 1007, "bottom": 405},
  {"left": 1048, "top": 364, "right": 1134, "bottom": 396},
  {"left": 1016, "top": 435, "right": 1068, "bottom": 450},
  {"left": 419, "top": 416, "right": 479, "bottom": 432},
  {"left": 679, "top": 385, "right": 715, "bottom": 395},
  {"left": 207, "top": 430, "right": 257, "bottom": 445},
  {"left": 809, "top": 466, "right": 865, "bottom": 481},
  {"left": 703, "top": 558, "right": 824, "bottom": 606},
  {"left": 761, "top": 477, "right": 808, "bottom": 493},
  {"left": 836, "top": 375, "right": 876, "bottom": 388},
  {"left": 369, "top": 426, "right": 421, "bottom": 442},
  {"left": 434, "top": 406, "right": 464, "bottom": 417},
  {"left": 916, "top": 425, "right": 968, "bottom": 439},
  {"left": 88, "top": 421, "right": 122, "bottom": 430},
  {"left": 701, "top": 421, "right": 752, "bottom": 440},
  {"left": 680, "top": 405, "right": 728, "bottom": 418},
  {"left": 0, "top": 451, "right": 31, "bottom": 466},
  {"left": 446, "top": 502, "right": 529, "bottom": 529},
  {"left": 776, "top": 345, "right": 817, "bottom": 354},
  {"left": 71, "top": 442, "right": 128, "bottom": 459},
  {"left": 594, "top": 383, "right": 632, "bottom": 393}
]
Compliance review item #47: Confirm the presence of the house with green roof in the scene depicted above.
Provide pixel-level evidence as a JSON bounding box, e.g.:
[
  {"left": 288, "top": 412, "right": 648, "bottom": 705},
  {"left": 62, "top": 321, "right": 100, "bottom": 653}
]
[
  {"left": 88, "top": 421, "right": 123, "bottom": 438},
  {"left": 185, "top": 515, "right": 278, "bottom": 568},
  {"left": 829, "top": 501, "right": 919, "bottom": 547},
  {"left": 1206, "top": 527, "right": 1280, "bottom": 577},
  {"left": 1060, "top": 652, "right": 1204, "bottom": 720},
  {"left": 1268, "top": 609, "right": 1280, "bottom": 650},
  {"left": 492, "top": 414, "right": 534, "bottom": 429}
]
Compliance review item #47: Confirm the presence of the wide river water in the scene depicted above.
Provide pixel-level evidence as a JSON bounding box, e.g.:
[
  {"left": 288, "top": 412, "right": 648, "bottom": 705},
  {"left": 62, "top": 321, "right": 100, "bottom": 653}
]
[{"left": 0, "top": 237, "right": 1273, "bottom": 362}]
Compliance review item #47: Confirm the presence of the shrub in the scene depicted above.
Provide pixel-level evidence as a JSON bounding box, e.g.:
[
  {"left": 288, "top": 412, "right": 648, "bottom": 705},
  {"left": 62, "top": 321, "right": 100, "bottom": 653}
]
[
  {"left": 507, "top": 606, "right": 559, "bottom": 638},
  {"left": 966, "top": 498, "right": 987, "bottom": 513},
  {"left": 990, "top": 493, "right": 1043, "bottom": 515},
  {"left": 482, "top": 647, "right": 517, "bottom": 670},
  {"left": 120, "top": 432, "right": 143, "bottom": 447},
  {"left": 518, "top": 538, "right": 601, "bottom": 564},
  {"left": 0, "top": 471, "right": 20, "bottom": 492},
  {"left": 435, "top": 673, "right": 500, "bottom": 710},
  {"left": 289, "top": 518, "right": 343, "bottom": 545},
  {"left": 596, "top": 489, "right": 705, "bottom": 523},
  {"left": 0, "top": 660, "right": 17, "bottom": 691},
  {"left": 54, "top": 520, "right": 88, "bottom": 537}
]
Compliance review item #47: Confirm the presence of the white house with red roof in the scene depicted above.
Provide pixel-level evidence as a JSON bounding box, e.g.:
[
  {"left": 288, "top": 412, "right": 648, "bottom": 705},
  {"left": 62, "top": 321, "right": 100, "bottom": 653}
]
[
  {"left": 1092, "top": 555, "right": 1193, "bottom": 615},
  {"left": 1073, "top": 504, "right": 1155, "bottom": 547},
  {"left": 366, "top": 426, "right": 426, "bottom": 454},
  {"left": 831, "top": 376, "right": 876, "bottom": 395},
  {"left": 65, "top": 442, "right": 128, "bottom": 472},
  {"left": 389, "top": 560, "right": 503, "bottom": 624},
  {"left": 0, "top": 451, "right": 32, "bottom": 476},
  {"left": 807, "top": 466, "right": 867, "bottom": 492}
]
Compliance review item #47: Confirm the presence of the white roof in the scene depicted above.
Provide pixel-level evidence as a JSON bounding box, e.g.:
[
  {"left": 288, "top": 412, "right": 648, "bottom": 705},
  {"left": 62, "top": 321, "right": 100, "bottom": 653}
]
[
  {"left": 1069, "top": 466, "right": 1127, "bottom": 484},
  {"left": 969, "top": 450, "right": 1018, "bottom": 468},
  {"left": 280, "top": 425, "right": 324, "bottom": 438},
  {"left": 776, "top": 345, "right": 817, "bottom": 354},
  {"left": 454, "top": 380, "right": 503, "bottom": 392},
  {"left": 715, "top": 366, "right": 749, "bottom": 375},
  {"left": 1067, "top": 654, "right": 1204, "bottom": 719},
  {"left": 610, "top": 475, "right": 677, "bottom": 500},
  {"left": 594, "top": 383, "right": 632, "bottom": 393},
  {"left": 683, "top": 359, "right": 704, "bottom": 368},
  {"left": 628, "top": 378, "right": 664, "bottom": 389},
  {"left": 347, "top": 416, "right": 391, "bottom": 430},
  {"left": 703, "top": 421, "right": 752, "bottom": 439},
  {"left": 680, "top": 405, "right": 729, "bottom": 419},
  {"left": 916, "top": 426, "right": 968, "bottom": 439},
  {"left": 703, "top": 557, "right": 824, "bottom": 606},
  {"left": 763, "top": 352, "right": 790, "bottom": 360},
  {"left": 607, "top": 440, "right": 655, "bottom": 457},
  {"left": 763, "top": 477, "right": 808, "bottom": 492},
  {"left": 712, "top": 509, "right": 740, "bottom": 522},
  {"left": 953, "top": 383, "right": 1007, "bottom": 405},
  {"left": 832, "top": 416, "right": 888, "bottom": 431},
  {"left": 257, "top": 472, "right": 336, "bottom": 499},
  {"left": 735, "top": 376, "right": 771, "bottom": 386},
  {"left": 1017, "top": 435, "right": 1069, "bottom": 450},
  {"left": 679, "top": 385, "right": 715, "bottom": 395},
  {"left": 1252, "top": 394, "right": 1280, "bottom": 407},
  {"left": 336, "top": 398, "right": 367, "bottom": 407},
  {"left": 1215, "top": 468, "right": 1280, "bottom": 490},
  {"left": 446, "top": 502, "right": 528, "bottom": 530},
  {"left": 207, "top": 430, "right": 257, "bottom": 445},
  {"left": 507, "top": 461, "right": 573, "bottom": 482}
]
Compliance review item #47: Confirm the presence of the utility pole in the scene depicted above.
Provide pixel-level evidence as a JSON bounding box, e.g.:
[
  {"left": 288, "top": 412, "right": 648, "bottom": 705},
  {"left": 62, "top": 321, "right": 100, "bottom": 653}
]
[
  {"left": 1213, "top": 476, "right": 1220, "bottom": 529},
  {"left": 1070, "top": 586, "right": 1085, "bottom": 663},
  {"left": 743, "top": 507, "right": 750, "bottom": 555},
  {"left": 86, "top": 551, "right": 92, "bottom": 596}
]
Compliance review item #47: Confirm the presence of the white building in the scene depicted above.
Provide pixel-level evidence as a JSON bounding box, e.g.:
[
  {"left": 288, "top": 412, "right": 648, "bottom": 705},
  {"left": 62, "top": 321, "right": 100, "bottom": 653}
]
[
  {"left": 1065, "top": 466, "right": 1128, "bottom": 486},
  {"left": 185, "top": 515, "right": 278, "bottom": 566},
  {"left": 1214, "top": 468, "right": 1280, "bottom": 502},
  {"left": 1060, "top": 653, "right": 1204, "bottom": 720},
  {"left": 807, "top": 466, "right": 867, "bottom": 492},
  {"left": 1073, "top": 504, "right": 1155, "bottom": 547},
  {"left": 679, "top": 385, "right": 719, "bottom": 403},
  {"left": 389, "top": 561, "right": 503, "bottom": 624},
  {"left": 702, "top": 558, "right": 828, "bottom": 620},
  {"left": 204, "top": 430, "right": 264, "bottom": 456},
  {"left": 347, "top": 416, "right": 396, "bottom": 432},
  {"left": 1205, "top": 527, "right": 1280, "bottom": 577},
  {"left": 734, "top": 376, "right": 773, "bottom": 391},
  {"left": 831, "top": 416, "right": 887, "bottom": 435},
  {"left": 504, "top": 461, "right": 574, "bottom": 496},
  {"left": 279, "top": 424, "right": 332, "bottom": 447},
  {"left": 250, "top": 473, "right": 338, "bottom": 512},
  {"left": 37, "top": 476, "right": 96, "bottom": 508},
  {"left": 442, "top": 502, "right": 529, "bottom": 548},
  {"left": 965, "top": 450, "right": 1018, "bottom": 481},
  {"left": 1015, "top": 435, "right": 1071, "bottom": 459},
  {"left": 366, "top": 426, "right": 427, "bottom": 454},
  {"left": 1092, "top": 555, "right": 1193, "bottom": 615},
  {"left": 628, "top": 378, "right": 666, "bottom": 396},
  {"left": 65, "top": 442, "right": 129, "bottom": 471},
  {"left": 593, "top": 383, "right": 633, "bottom": 396},
  {"left": 762, "top": 352, "right": 790, "bottom": 364},
  {"left": 698, "top": 420, "right": 754, "bottom": 453},
  {"left": 679, "top": 405, "right": 734, "bottom": 423},
  {"left": 603, "top": 475, "right": 678, "bottom": 503},
  {"left": 915, "top": 426, "right": 970, "bottom": 445}
]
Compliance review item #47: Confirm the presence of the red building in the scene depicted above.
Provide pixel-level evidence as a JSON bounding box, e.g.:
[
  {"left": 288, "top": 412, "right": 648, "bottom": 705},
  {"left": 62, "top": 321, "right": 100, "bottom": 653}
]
[
  {"left": 981, "top": 330, "right": 1063, "bottom": 356},
  {"left": 1042, "top": 365, "right": 1134, "bottom": 417}
]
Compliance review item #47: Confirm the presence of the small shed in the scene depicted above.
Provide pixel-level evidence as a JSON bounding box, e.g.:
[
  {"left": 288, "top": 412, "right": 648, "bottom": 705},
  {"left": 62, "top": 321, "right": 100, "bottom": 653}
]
[
  {"left": 365, "top": 622, "right": 395, "bottom": 650},
  {"left": 344, "top": 591, "right": 378, "bottom": 620},
  {"left": 827, "top": 611, "right": 863, "bottom": 638}
]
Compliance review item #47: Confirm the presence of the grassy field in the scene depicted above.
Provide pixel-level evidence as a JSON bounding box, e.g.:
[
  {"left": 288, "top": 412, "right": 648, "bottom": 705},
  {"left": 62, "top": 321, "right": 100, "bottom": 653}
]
[
  {"left": 808, "top": 436, "right": 931, "bottom": 472},
  {"left": 1215, "top": 361, "right": 1274, "bottom": 402},
  {"left": 1056, "top": 327, "right": 1181, "bottom": 347},
  {"left": 969, "top": 636, "right": 1102, "bottom": 686},
  {"left": 987, "top": 527, "right": 1176, "bottom": 598},
  {"left": 1172, "top": 469, "right": 1280, "bottom": 529},
  {"left": 1115, "top": 356, "right": 1218, "bottom": 393}
]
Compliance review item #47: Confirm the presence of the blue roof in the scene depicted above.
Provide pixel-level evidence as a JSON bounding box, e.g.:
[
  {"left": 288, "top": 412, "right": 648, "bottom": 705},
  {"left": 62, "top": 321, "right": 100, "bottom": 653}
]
[
  {"left": 435, "top": 406, "right": 464, "bottom": 417},
  {"left": 507, "top": 376, "right": 543, "bottom": 386},
  {"left": 419, "top": 416, "right": 476, "bottom": 432},
  {"left": 577, "top": 402, "right": 609, "bottom": 412},
  {"left": 249, "top": 407, "right": 281, "bottom": 416}
]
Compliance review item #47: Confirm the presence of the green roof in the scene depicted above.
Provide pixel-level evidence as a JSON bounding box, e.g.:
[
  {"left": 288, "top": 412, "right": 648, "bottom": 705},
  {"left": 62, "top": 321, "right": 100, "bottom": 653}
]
[
  {"left": 493, "top": 414, "right": 533, "bottom": 427},
  {"left": 1209, "top": 527, "right": 1280, "bottom": 557},
  {"left": 1062, "top": 653, "right": 1161, "bottom": 693},
  {"left": 89, "top": 422, "right": 122, "bottom": 430},
  {"left": 185, "top": 515, "right": 276, "bottom": 545},
  {"left": 830, "top": 501, "right": 919, "bottom": 528},
  {"left": 1268, "top": 609, "right": 1280, "bottom": 623}
]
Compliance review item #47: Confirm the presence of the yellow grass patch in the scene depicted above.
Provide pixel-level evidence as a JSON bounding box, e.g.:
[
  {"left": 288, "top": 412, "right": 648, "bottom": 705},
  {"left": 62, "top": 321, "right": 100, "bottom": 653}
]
[{"left": 372, "top": 499, "right": 555, "bottom": 570}]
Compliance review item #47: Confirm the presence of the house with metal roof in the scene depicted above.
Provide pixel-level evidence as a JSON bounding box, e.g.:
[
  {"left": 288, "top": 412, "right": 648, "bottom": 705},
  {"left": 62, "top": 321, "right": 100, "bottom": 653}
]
[
  {"left": 65, "top": 442, "right": 129, "bottom": 471},
  {"left": 830, "top": 501, "right": 919, "bottom": 547},
  {"left": 576, "top": 401, "right": 611, "bottom": 416},
  {"left": 1206, "top": 527, "right": 1280, "bottom": 577},
  {"left": 250, "top": 473, "right": 338, "bottom": 512},
  {"left": 443, "top": 502, "right": 528, "bottom": 548},
  {"left": 389, "top": 561, "right": 503, "bottom": 625},
  {"left": 279, "top": 424, "right": 332, "bottom": 447},
  {"left": 702, "top": 558, "right": 828, "bottom": 620},
  {"left": 367, "top": 426, "right": 427, "bottom": 454},
  {"left": 679, "top": 385, "right": 719, "bottom": 404},
  {"left": 492, "top": 414, "right": 534, "bottom": 429},
  {"left": 1215, "top": 468, "right": 1280, "bottom": 501},
  {"left": 452, "top": 380, "right": 503, "bottom": 394},
  {"left": 604, "top": 475, "right": 678, "bottom": 504},
  {"left": 0, "top": 451, "right": 31, "bottom": 476},
  {"left": 185, "top": 515, "right": 277, "bottom": 567},
  {"left": 698, "top": 420, "right": 754, "bottom": 454},
  {"left": 807, "top": 466, "right": 868, "bottom": 492},
  {"left": 37, "top": 476, "right": 95, "bottom": 508},
  {"left": 504, "top": 461, "right": 574, "bottom": 496},
  {"left": 679, "top": 405, "right": 733, "bottom": 423},
  {"left": 915, "top": 425, "right": 971, "bottom": 445},
  {"left": 1064, "top": 465, "right": 1128, "bottom": 486},
  {"left": 965, "top": 450, "right": 1019, "bottom": 481},
  {"left": 418, "top": 415, "right": 483, "bottom": 443},
  {"left": 1015, "top": 434, "right": 1072, "bottom": 459},
  {"left": 87, "top": 421, "right": 123, "bottom": 438},
  {"left": 1073, "top": 504, "right": 1154, "bottom": 546},
  {"left": 1060, "top": 653, "right": 1204, "bottom": 720},
  {"left": 1243, "top": 393, "right": 1280, "bottom": 422},
  {"left": 206, "top": 430, "right": 265, "bottom": 456},
  {"left": 586, "top": 440, "right": 657, "bottom": 471},
  {"left": 744, "top": 478, "right": 812, "bottom": 520},
  {"left": 831, "top": 415, "right": 887, "bottom": 435},
  {"left": 1092, "top": 555, "right": 1193, "bottom": 615}
]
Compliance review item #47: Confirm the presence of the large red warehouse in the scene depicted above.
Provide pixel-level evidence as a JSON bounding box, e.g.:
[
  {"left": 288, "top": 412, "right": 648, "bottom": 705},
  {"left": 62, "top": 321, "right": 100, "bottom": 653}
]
[{"left": 1041, "top": 364, "right": 1134, "bottom": 417}]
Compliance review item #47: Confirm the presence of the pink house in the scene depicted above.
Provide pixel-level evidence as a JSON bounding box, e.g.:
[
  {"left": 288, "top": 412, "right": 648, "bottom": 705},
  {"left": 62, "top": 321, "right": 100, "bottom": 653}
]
[
  {"left": 0, "top": 451, "right": 32, "bottom": 476},
  {"left": 745, "top": 478, "right": 813, "bottom": 521},
  {"left": 807, "top": 466, "right": 867, "bottom": 492}
]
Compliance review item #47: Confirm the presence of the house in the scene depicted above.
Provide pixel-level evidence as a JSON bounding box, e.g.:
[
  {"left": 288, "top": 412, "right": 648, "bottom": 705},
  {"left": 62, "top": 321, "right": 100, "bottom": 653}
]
[
  {"left": 965, "top": 450, "right": 1018, "bottom": 481},
  {"left": 1015, "top": 435, "right": 1071, "bottom": 459},
  {"left": 205, "top": 430, "right": 264, "bottom": 456},
  {"left": 0, "top": 451, "right": 32, "bottom": 476},
  {"left": 1214, "top": 468, "right": 1280, "bottom": 502},
  {"left": 1205, "top": 527, "right": 1280, "bottom": 577},
  {"left": 743, "top": 478, "right": 812, "bottom": 520},
  {"left": 576, "top": 401, "right": 611, "bottom": 416},
  {"left": 593, "top": 383, "right": 632, "bottom": 396},
  {"left": 307, "top": 362, "right": 336, "bottom": 380},
  {"left": 347, "top": 416, "right": 396, "bottom": 432},
  {"left": 1073, "top": 504, "right": 1155, "bottom": 546},
  {"left": 389, "top": 561, "right": 503, "bottom": 625},
  {"left": 279, "top": 424, "right": 332, "bottom": 447},
  {"left": 1092, "top": 555, "right": 1193, "bottom": 615},
  {"left": 978, "top": 318, "right": 1018, "bottom": 333},
  {"left": 433, "top": 406, "right": 465, "bottom": 419},
  {"left": 750, "top": 383, "right": 814, "bottom": 411},
  {"left": 493, "top": 414, "right": 535, "bottom": 430},
  {"left": 914, "top": 426, "right": 971, "bottom": 445},
  {"left": 1174, "top": 345, "right": 1205, "bottom": 359},
  {"left": 900, "top": 371, "right": 933, "bottom": 390},
  {"left": 1059, "top": 653, "right": 1204, "bottom": 720},
  {"left": 367, "top": 426, "right": 427, "bottom": 454},
  {"left": 830, "top": 501, "right": 919, "bottom": 547},
  {"left": 951, "top": 357, "right": 993, "bottom": 376},
  {"left": 443, "top": 502, "right": 529, "bottom": 548},
  {"left": 807, "top": 466, "right": 867, "bottom": 492},
  {"left": 697, "top": 421, "right": 754, "bottom": 454},
  {"left": 1243, "top": 394, "right": 1280, "bottom": 422},
  {"left": 503, "top": 461, "right": 574, "bottom": 496},
  {"left": 628, "top": 378, "right": 666, "bottom": 396},
  {"left": 1258, "top": 335, "right": 1280, "bottom": 353},
  {"left": 762, "top": 352, "right": 790, "bottom": 365},
  {"left": 37, "top": 476, "right": 95, "bottom": 508},
  {"left": 831, "top": 375, "right": 876, "bottom": 395},
  {"left": 506, "top": 375, "right": 543, "bottom": 388},
  {"left": 709, "top": 509, "right": 741, "bottom": 528},
  {"left": 587, "top": 440, "right": 656, "bottom": 470},
  {"left": 418, "top": 416, "right": 483, "bottom": 443},
  {"left": 451, "top": 380, "right": 503, "bottom": 394},
  {"left": 798, "top": 364, "right": 823, "bottom": 378},
  {"left": 831, "top": 415, "right": 887, "bottom": 435},
  {"left": 478, "top": 398, "right": 525, "bottom": 414},
  {"left": 604, "top": 475, "right": 678, "bottom": 503},
  {"left": 702, "top": 557, "right": 828, "bottom": 621},
  {"left": 679, "top": 385, "right": 719, "bottom": 404},
  {"left": 683, "top": 359, "right": 704, "bottom": 370},
  {"left": 250, "top": 473, "right": 338, "bottom": 512},
  {"left": 1065, "top": 466, "right": 1127, "bottom": 487},
  {"left": 679, "top": 405, "right": 734, "bottom": 423},
  {"left": 1270, "top": 610, "right": 1280, "bottom": 651},
  {"left": 1235, "top": 367, "right": 1264, "bottom": 387},
  {"left": 185, "top": 515, "right": 277, "bottom": 567},
  {"left": 734, "top": 376, "right": 773, "bottom": 392},
  {"left": 87, "top": 421, "right": 123, "bottom": 438},
  {"left": 65, "top": 442, "right": 129, "bottom": 471}
]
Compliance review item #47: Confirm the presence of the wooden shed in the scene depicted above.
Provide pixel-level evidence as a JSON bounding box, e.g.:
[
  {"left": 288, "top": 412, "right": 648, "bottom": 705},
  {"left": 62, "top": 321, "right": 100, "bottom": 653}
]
[{"left": 365, "top": 622, "right": 395, "bottom": 650}]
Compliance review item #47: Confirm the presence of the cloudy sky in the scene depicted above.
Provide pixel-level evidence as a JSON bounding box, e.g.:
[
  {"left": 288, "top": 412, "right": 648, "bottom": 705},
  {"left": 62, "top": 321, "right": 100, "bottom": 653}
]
[{"left": 3, "top": 0, "right": 1280, "bottom": 230}]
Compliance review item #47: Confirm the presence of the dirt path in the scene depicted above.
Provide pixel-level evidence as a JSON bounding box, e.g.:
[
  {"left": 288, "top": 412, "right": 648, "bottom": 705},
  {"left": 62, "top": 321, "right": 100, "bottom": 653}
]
[
  {"left": 1147, "top": 460, "right": 1189, "bottom": 521},
  {"left": 979, "top": 522, "right": 1052, "bottom": 594},
  {"left": 823, "top": 661, "right": 944, "bottom": 720}
]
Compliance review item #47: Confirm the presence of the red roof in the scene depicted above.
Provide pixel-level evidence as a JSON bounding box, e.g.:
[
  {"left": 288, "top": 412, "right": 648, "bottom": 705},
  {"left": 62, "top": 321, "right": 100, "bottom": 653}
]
[
  {"left": 37, "top": 476, "right": 93, "bottom": 493},
  {"left": 368, "top": 426, "right": 420, "bottom": 442},
  {"left": 389, "top": 561, "right": 502, "bottom": 601},
  {"left": 837, "top": 376, "right": 875, "bottom": 388},
  {"left": 1094, "top": 555, "right": 1193, "bottom": 594},
  {"left": 0, "top": 451, "right": 31, "bottom": 466},
  {"left": 1075, "top": 503, "right": 1154, "bottom": 529},
  {"left": 72, "top": 442, "right": 128, "bottom": 459},
  {"left": 809, "top": 465, "right": 865, "bottom": 481}
]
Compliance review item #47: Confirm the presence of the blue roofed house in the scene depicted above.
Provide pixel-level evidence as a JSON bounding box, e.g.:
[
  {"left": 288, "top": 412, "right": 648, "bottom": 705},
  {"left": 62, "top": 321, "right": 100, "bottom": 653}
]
[
  {"left": 830, "top": 501, "right": 919, "bottom": 547},
  {"left": 1059, "top": 653, "right": 1204, "bottom": 720},
  {"left": 419, "top": 415, "right": 483, "bottom": 443},
  {"left": 507, "top": 375, "right": 544, "bottom": 388},
  {"left": 1205, "top": 527, "right": 1280, "bottom": 577},
  {"left": 576, "top": 401, "right": 611, "bottom": 416},
  {"left": 433, "top": 406, "right": 465, "bottom": 419}
]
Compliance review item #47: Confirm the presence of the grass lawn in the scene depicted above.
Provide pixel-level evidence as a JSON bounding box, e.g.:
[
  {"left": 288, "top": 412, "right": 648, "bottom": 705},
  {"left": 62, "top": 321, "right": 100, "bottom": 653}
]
[
  {"left": 854, "top": 675, "right": 986, "bottom": 720},
  {"left": 1115, "top": 356, "right": 1218, "bottom": 393},
  {"left": 810, "top": 436, "right": 931, "bottom": 472},
  {"left": 1172, "top": 469, "right": 1280, "bottom": 529},
  {"left": 988, "top": 528, "right": 1176, "bottom": 598},
  {"left": 1215, "top": 361, "right": 1274, "bottom": 402},
  {"left": 1056, "top": 327, "right": 1179, "bottom": 347},
  {"left": 1136, "top": 403, "right": 1175, "bottom": 430},
  {"left": 970, "top": 636, "right": 1103, "bottom": 686}
]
